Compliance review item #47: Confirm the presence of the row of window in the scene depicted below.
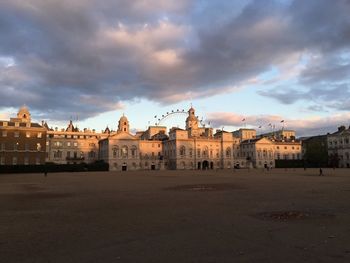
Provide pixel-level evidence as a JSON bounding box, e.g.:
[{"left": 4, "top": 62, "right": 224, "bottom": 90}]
[
  {"left": 112, "top": 146, "right": 137, "bottom": 158},
  {"left": 50, "top": 134, "right": 100, "bottom": 139},
  {"left": 329, "top": 138, "right": 350, "bottom": 146},
  {"left": 50, "top": 141, "right": 96, "bottom": 148},
  {"left": 0, "top": 142, "right": 42, "bottom": 151},
  {"left": 1, "top": 131, "right": 42, "bottom": 138},
  {"left": 242, "top": 144, "right": 300, "bottom": 150},
  {"left": 1, "top": 122, "right": 31, "bottom": 128},
  {"left": 0, "top": 156, "right": 42, "bottom": 165},
  {"left": 52, "top": 150, "right": 96, "bottom": 159}
]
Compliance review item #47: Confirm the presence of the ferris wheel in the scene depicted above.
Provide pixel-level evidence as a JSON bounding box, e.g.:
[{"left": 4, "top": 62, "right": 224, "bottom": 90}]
[{"left": 152, "top": 108, "right": 209, "bottom": 128}]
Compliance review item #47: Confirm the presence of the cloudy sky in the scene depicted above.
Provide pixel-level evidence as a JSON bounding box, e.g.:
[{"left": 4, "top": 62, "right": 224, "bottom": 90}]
[{"left": 1, "top": 0, "right": 350, "bottom": 136}]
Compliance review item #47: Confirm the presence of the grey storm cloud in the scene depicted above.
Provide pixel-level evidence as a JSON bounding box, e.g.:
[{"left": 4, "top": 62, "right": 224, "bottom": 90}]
[
  {"left": 259, "top": 84, "right": 350, "bottom": 111},
  {"left": 1, "top": 0, "right": 350, "bottom": 120}
]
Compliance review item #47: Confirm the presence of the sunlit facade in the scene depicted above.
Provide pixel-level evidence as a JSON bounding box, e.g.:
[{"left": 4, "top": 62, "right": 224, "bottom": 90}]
[
  {"left": 0, "top": 106, "right": 47, "bottom": 165},
  {"left": 0, "top": 106, "right": 302, "bottom": 170}
]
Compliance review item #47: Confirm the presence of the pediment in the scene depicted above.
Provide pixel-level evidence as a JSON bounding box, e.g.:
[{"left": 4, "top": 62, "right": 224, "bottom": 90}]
[
  {"left": 109, "top": 132, "right": 138, "bottom": 140},
  {"left": 255, "top": 137, "right": 273, "bottom": 144}
]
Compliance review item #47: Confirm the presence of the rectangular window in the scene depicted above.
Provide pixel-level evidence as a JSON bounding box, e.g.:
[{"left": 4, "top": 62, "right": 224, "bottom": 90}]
[
  {"left": 14, "top": 131, "right": 19, "bottom": 137},
  {"left": 0, "top": 156, "right": 5, "bottom": 165},
  {"left": 37, "top": 143, "right": 41, "bottom": 151},
  {"left": 54, "top": 150, "right": 62, "bottom": 158},
  {"left": 26, "top": 132, "right": 31, "bottom": 138},
  {"left": 25, "top": 143, "right": 29, "bottom": 151},
  {"left": 67, "top": 151, "right": 71, "bottom": 158},
  {"left": 3, "top": 122, "right": 7, "bottom": 127},
  {"left": 24, "top": 157, "right": 29, "bottom": 165},
  {"left": 0, "top": 143, "right": 5, "bottom": 151},
  {"left": 36, "top": 157, "right": 40, "bottom": 165},
  {"left": 15, "top": 122, "right": 19, "bottom": 127},
  {"left": 37, "top": 132, "right": 42, "bottom": 138},
  {"left": 74, "top": 142, "right": 78, "bottom": 147},
  {"left": 2, "top": 131, "right": 7, "bottom": 137},
  {"left": 12, "top": 157, "right": 17, "bottom": 165},
  {"left": 14, "top": 143, "right": 19, "bottom": 150},
  {"left": 67, "top": 142, "right": 71, "bottom": 147}
]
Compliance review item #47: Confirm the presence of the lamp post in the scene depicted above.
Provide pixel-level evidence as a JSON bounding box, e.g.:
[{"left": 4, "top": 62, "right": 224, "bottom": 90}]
[{"left": 221, "top": 127, "right": 224, "bottom": 169}]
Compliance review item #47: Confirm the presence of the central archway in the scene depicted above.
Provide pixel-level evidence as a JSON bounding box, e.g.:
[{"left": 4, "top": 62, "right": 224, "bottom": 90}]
[{"left": 202, "top": 160, "right": 209, "bottom": 170}]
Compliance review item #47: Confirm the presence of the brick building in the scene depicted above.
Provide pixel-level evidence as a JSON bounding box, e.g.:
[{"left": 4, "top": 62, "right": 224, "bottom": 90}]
[{"left": 0, "top": 106, "right": 47, "bottom": 165}]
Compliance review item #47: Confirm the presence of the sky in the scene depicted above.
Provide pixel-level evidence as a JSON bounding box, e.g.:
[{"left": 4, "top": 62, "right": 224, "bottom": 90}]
[{"left": 1, "top": 0, "right": 350, "bottom": 137}]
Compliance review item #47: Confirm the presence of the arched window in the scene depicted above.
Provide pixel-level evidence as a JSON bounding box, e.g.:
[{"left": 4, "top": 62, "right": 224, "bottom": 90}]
[
  {"left": 112, "top": 147, "right": 119, "bottom": 158},
  {"left": 203, "top": 146, "right": 208, "bottom": 158},
  {"left": 131, "top": 145, "right": 137, "bottom": 158},
  {"left": 226, "top": 147, "right": 231, "bottom": 158},
  {"left": 121, "top": 146, "right": 128, "bottom": 158},
  {"left": 180, "top": 146, "right": 186, "bottom": 157}
]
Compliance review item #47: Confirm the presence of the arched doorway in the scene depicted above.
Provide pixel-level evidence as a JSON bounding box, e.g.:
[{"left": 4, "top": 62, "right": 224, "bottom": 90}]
[
  {"left": 202, "top": 160, "right": 209, "bottom": 170},
  {"left": 122, "top": 162, "right": 127, "bottom": 171}
]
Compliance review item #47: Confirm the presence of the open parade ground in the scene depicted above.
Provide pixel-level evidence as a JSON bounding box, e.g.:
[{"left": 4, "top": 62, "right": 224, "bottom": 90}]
[{"left": 1, "top": 168, "right": 350, "bottom": 263}]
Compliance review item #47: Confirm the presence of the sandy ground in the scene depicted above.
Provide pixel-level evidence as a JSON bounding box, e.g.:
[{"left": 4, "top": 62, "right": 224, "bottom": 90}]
[{"left": 1, "top": 168, "right": 350, "bottom": 263}]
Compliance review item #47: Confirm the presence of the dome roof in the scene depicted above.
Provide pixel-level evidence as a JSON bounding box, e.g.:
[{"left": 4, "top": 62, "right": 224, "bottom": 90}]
[
  {"left": 186, "top": 115, "right": 197, "bottom": 122},
  {"left": 119, "top": 115, "right": 128, "bottom": 122},
  {"left": 17, "top": 105, "right": 31, "bottom": 122},
  {"left": 18, "top": 105, "right": 30, "bottom": 114}
]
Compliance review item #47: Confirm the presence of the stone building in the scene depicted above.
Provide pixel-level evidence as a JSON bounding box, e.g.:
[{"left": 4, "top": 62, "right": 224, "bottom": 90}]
[
  {"left": 162, "top": 108, "right": 243, "bottom": 170},
  {"left": 99, "top": 106, "right": 302, "bottom": 171},
  {"left": 1, "top": 105, "right": 302, "bottom": 170},
  {"left": 327, "top": 125, "right": 350, "bottom": 168},
  {"left": 233, "top": 129, "right": 301, "bottom": 169},
  {"left": 45, "top": 120, "right": 108, "bottom": 164},
  {"left": 99, "top": 115, "right": 166, "bottom": 171},
  {"left": 0, "top": 106, "right": 47, "bottom": 165}
]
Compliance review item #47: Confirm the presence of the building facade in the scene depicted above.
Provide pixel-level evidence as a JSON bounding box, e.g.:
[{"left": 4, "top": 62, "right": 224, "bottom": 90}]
[
  {"left": 100, "top": 107, "right": 302, "bottom": 171},
  {"left": 1, "top": 106, "right": 303, "bottom": 170},
  {"left": 327, "top": 126, "right": 350, "bottom": 168},
  {"left": 45, "top": 121, "right": 108, "bottom": 164},
  {"left": 99, "top": 116, "right": 165, "bottom": 171},
  {"left": 0, "top": 106, "right": 47, "bottom": 165}
]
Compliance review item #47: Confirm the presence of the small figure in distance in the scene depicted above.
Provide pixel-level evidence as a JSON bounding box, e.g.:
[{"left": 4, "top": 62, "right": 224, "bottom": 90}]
[{"left": 319, "top": 168, "right": 323, "bottom": 176}]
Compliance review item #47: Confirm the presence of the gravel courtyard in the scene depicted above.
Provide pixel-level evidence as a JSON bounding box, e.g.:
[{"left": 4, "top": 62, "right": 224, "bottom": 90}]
[{"left": 1, "top": 168, "right": 350, "bottom": 263}]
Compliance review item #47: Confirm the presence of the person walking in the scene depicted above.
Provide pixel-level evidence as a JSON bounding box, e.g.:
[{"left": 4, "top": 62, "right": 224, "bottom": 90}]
[{"left": 319, "top": 168, "right": 323, "bottom": 176}]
